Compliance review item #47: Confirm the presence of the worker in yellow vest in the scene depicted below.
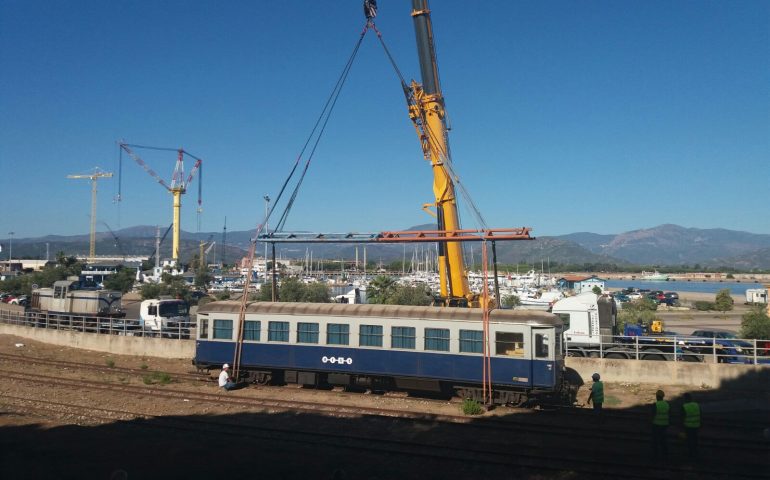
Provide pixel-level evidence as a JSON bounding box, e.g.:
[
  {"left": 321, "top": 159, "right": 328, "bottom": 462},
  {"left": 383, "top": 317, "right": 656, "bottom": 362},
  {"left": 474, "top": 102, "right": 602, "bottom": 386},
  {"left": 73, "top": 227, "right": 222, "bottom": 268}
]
[
  {"left": 651, "top": 389, "right": 670, "bottom": 459},
  {"left": 681, "top": 392, "right": 701, "bottom": 459}
]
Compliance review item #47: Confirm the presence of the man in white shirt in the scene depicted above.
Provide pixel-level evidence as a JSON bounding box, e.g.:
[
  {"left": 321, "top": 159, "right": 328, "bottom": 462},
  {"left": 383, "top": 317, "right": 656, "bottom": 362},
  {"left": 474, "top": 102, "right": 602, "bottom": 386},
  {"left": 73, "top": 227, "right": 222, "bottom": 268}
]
[{"left": 219, "top": 363, "right": 237, "bottom": 391}]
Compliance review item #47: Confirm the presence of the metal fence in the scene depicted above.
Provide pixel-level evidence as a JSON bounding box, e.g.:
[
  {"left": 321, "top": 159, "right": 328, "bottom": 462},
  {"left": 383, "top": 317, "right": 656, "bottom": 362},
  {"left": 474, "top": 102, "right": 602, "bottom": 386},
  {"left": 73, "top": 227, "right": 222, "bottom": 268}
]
[
  {"left": 566, "top": 335, "right": 770, "bottom": 365},
  {"left": 0, "top": 309, "right": 195, "bottom": 340}
]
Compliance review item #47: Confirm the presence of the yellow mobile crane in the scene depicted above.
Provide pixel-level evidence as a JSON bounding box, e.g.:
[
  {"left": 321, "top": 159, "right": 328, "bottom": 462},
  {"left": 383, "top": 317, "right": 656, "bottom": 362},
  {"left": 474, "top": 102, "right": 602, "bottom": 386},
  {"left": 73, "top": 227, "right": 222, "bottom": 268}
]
[{"left": 404, "top": 0, "right": 475, "bottom": 306}]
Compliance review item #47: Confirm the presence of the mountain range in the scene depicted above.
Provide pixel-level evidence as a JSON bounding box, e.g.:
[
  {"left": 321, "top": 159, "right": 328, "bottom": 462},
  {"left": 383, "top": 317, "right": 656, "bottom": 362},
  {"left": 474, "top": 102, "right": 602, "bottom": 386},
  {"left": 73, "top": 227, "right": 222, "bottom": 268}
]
[{"left": 5, "top": 224, "right": 770, "bottom": 270}]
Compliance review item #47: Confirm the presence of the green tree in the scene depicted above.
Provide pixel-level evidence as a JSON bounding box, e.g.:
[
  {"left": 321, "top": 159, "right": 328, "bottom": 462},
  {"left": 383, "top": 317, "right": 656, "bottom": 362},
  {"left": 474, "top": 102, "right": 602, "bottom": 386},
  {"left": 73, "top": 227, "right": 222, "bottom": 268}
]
[
  {"left": 501, "top": 294, "right": 521, "bottom": 308},
  {"left": 194, "top": 268, "right": 211, "bottom": 289},
  {"left": 139, "top": 274, "right": 191, "bottom": 300},
  {"left": 367, "top": 275, "right": 397, "bottom": 304},
  {"left": 714, "top": 289, "right": 734, "bottom": 313},
  {"left": 103, "top": 267, "right": 136, "bottom": 293},
  {"left": 617, "top": 298, "right": 658, "bottom": 334},
  {"left": 592, "top": 285, "right": 602, "bottom": 295},
  {"left": 302, "top": 282, "right": 332, "bottom": 303},
  {"left": 256, "top": 282, "right": 275, "bottom": 301},
  {"left": 740, "top": 305, "right": 770, "bottom": 339},
  {"left": 279, "top": 277, "right": 305, "bottom": 302},
  {"left": 386, "top": 284, "right": 432, "bottom": 306}
]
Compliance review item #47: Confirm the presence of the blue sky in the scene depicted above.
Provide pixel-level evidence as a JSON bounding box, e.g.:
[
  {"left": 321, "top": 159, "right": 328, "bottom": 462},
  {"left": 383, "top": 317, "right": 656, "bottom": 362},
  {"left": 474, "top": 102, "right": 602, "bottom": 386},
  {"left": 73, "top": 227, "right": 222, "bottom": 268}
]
[{"left": 1, "top": 0, "right": 768, "bottom": 241}]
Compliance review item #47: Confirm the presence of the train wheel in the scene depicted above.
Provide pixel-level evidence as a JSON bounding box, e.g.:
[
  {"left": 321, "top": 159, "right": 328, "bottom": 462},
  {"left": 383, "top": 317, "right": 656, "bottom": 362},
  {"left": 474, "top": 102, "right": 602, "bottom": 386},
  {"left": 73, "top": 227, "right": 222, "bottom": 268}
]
[{"left": 255, "top": 372, "right": 272, "bottom": 385}]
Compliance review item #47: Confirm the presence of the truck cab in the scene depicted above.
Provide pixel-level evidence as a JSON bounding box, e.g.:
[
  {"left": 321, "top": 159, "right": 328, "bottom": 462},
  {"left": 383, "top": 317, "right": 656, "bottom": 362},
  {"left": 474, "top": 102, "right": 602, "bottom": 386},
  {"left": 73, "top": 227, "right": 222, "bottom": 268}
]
[
  {"left": 139, "top": 298, "right": 191, "bottom": 338},
  {"left": 551, "top": 293, "right": 616, "bottom": 356}
]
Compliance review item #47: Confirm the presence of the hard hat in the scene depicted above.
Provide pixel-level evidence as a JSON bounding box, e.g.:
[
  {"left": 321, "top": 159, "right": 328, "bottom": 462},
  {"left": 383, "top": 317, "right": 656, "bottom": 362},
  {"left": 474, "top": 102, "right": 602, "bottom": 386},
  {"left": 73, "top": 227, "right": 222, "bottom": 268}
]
[
  {"left": 223, "top": 363, "right": 229, "bottom": 369},
  {"left": 592, "top": 373, "right": 600, "bottom": 381}
]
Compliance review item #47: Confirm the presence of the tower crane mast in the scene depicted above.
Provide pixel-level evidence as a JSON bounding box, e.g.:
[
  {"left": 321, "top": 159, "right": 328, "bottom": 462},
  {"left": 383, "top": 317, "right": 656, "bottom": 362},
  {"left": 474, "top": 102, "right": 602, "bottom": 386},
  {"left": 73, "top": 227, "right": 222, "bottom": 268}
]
[{"left": 67, "top": 168, "right": 113, "bottom": 262}]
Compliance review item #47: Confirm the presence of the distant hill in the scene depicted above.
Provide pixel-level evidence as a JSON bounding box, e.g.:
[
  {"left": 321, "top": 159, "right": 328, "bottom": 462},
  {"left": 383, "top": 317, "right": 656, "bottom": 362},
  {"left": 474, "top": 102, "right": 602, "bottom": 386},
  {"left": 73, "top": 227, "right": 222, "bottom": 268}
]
[
  {"left": 558, "top": 224, "right": 770, "bottom": 267},
  {"left": 6, "top": 223, "right": 770, "bottom": 270}
]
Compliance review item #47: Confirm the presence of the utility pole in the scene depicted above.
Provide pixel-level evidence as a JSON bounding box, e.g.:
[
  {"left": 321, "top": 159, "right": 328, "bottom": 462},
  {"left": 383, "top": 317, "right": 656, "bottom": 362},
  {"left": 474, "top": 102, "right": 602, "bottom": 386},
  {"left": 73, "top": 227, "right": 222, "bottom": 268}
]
[
  {"left": 8, "top": 231, "right": 14, "bottom": 266},
  {"left": 67, "top": 168, "right": 112, "bottom": 262},
  {"left": 263, "top": 195, "right": 270, "bottom": 282}
]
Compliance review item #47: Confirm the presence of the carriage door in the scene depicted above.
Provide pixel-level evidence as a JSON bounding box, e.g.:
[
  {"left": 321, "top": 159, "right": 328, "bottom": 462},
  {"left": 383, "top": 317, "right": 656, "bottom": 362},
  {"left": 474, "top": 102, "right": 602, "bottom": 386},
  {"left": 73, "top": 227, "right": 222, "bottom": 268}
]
[{"left": 531, "top": 328, "right": 555, "bottom": 387}]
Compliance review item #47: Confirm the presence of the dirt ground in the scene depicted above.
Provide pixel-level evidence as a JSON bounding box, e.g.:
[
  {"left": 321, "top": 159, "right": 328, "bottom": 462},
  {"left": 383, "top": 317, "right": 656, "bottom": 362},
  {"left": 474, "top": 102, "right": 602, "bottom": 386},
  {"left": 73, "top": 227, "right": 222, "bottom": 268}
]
[{"left": 1, "top": 334, "right": 767, "bottom": 480}]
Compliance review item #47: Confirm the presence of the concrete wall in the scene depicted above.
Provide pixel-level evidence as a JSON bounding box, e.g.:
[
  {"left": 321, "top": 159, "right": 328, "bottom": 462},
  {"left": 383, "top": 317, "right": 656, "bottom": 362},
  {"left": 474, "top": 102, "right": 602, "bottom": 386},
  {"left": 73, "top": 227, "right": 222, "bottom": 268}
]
[
  {"left": 567, "top": 357, "right": 769, "bottom": 392},
  {"left": 0, "top": 323, "right": 194, "bottom": 359}
]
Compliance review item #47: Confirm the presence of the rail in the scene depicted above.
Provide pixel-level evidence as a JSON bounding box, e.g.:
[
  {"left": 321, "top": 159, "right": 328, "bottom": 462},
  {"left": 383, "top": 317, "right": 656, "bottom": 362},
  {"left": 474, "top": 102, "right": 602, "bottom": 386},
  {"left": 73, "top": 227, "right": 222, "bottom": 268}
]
[
  {"left": 566, "top": 334, "right": 770, "bottom": 365},
  {"left": 0, "top": 309, "right": 195, "bottom": 340}
]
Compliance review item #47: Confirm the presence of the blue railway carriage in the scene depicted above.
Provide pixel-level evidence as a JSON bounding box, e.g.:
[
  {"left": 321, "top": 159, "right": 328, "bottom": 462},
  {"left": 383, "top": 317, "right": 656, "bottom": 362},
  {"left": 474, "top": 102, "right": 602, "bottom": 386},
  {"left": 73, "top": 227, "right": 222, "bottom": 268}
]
[{"left": 195, "top": 301, "right": 565, "bottom": 405}]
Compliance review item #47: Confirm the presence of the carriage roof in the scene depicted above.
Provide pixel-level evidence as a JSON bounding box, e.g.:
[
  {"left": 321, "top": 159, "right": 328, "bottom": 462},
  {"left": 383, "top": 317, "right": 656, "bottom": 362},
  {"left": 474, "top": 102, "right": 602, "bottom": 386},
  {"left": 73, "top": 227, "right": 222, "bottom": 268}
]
[{"left": 198, "top": 301, "right": 562, "bottom": 327}]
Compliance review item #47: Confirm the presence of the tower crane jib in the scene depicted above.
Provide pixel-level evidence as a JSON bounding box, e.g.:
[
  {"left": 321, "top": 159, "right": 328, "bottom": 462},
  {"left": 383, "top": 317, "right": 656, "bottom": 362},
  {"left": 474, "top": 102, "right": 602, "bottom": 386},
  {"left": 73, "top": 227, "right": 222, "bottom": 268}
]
[{"left": 118, "top": 141, "right": 203, "bottom": 263}]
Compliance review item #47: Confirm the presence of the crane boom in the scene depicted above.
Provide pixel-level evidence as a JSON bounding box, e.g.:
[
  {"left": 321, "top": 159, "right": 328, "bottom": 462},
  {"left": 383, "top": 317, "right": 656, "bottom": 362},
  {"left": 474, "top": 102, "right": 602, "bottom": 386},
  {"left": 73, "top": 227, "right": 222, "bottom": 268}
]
[{"left": 407, "top": 0, "right": 470, "bottom": 304}]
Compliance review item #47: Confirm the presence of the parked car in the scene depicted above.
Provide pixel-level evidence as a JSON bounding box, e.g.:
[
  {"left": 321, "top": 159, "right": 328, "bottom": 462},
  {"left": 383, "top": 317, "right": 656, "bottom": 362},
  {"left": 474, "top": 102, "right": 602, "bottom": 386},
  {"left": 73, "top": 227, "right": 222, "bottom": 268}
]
[
  {"left": 613, "top": 293, "right": 630, "bottom": 303},
  {"left": 689, "top": 329, "right": 755, "bottom": 363},
  {"left": 1, "top": 293, "right": 16, "bottom": 304},
  {"left": 664, "top": 292, "right": 679, "bottom": 300}
]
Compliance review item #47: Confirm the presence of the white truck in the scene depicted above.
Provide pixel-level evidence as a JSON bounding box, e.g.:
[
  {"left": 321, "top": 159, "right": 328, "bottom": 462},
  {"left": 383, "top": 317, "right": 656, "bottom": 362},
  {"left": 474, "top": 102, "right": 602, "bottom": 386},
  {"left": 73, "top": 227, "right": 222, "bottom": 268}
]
[
  {"left": 139, "top": 298, "right": 191, "bottom": 338},
  {"left": 551, "top": 292, "right": 703, "bottom": 361}
]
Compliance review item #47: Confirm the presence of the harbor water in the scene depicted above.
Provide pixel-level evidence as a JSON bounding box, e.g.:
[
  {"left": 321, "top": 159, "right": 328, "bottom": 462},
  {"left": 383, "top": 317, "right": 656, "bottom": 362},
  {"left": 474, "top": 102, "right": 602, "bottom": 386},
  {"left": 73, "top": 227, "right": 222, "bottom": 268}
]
[{"left": 605, "top": 279, "right": 763, "bottom": 295}]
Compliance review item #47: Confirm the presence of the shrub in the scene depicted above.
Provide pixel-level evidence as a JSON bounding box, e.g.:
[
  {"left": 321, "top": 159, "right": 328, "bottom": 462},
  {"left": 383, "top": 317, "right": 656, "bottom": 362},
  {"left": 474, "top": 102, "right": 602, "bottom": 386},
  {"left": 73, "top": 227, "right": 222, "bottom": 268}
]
[
  {"left": 143, "top": 371, "right": 172, "bottom": 385},
  {"left": 461, "top": 398, "right": 484, "bottom": 416},
  {"left": 501, "top": 295, "right": 521, "bottom": 308},
  {"left": 693, "top": 301, "right": 715, "bottom": 311},
  {"left": 105, "top": 359, "right": 115, "bottom": 368},
  {"left": 140, "top": 363, "right": 149, "bottom": 370},
  {"left": 616, "top": 298, "right": 658, "bottom": 333},
  {"left": 741, "top": 305, "right": 770, "bottom": 339},
  {"left": 714, "top": 289, "right": 734, "bottom": 312}
]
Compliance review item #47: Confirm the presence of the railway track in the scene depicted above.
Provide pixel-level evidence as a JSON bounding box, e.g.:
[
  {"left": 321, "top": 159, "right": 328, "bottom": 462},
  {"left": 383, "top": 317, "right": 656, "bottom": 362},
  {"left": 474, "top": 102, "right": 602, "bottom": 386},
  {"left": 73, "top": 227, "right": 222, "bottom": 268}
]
[
  {"left": 2, "top": 390, "right": 762, "bottom": 480},
  {"left": 0, "top": 367, "right": 766, "bottom": 478},
  {"left": 0, "top": 351, "right": 763, "bottom": 435}
]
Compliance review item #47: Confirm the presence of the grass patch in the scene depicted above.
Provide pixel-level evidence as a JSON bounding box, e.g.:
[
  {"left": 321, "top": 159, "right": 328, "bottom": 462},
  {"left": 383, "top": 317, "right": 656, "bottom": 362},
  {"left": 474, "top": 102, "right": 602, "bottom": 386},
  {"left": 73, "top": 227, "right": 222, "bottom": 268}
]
[
  {"left": 140, "top": 363, "right": 149, "bottom": 370},
  {"left": 461, "top": 398, "right": 484, "bottom": 416},
  {"left": 105, "top": 359, "right": 115, "bottom": 368},
  {"left": 604, "top": 395, "right": 622, "bottom": 406},
  {"left": 142, "top": 371, "right": 172, "bottom": 385}
]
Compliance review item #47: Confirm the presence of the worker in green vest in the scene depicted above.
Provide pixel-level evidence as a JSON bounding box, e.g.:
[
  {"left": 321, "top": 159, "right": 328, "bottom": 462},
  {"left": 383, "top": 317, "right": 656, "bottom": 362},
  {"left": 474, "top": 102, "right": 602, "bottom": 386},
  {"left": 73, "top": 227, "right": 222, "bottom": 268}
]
[
  {"left": 587, "top": 372, "right": 604, "bottom": 414},
  {"left": 651, "top": 389, "right": 670, "bottom": 459},
  {"left": 681, "top": 392, "right": 701, "bottom": 459}
]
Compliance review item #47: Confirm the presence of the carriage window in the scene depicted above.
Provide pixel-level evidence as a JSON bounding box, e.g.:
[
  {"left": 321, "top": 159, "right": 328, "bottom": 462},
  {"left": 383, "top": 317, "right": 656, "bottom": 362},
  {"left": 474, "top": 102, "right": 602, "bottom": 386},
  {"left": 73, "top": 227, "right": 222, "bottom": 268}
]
[
  {"left": 268, "top": 321, "right": 289, "bottom": 342},
  {"left": 243, "top": 321, "right": 261, "bottom": 341},
  {"left": 327, "top": 323, "right": 349, "bottom": 345},
  {"left": 360, "top": 325, "right": 383, "bottom": 347},
  {"left": 459, "top": 330, "right": 483, "bottom": 354},
  {"left": 199, "top": 318, "right": 208, "bottom": 339},
  {"left": 297, "top": 322, "right": 319, "bottom": 344},
  {"left": 425, "top": 328, "right": 450, "bottom": 352},
  {"left": 148, "top": 305, "right": 158, "bottom": 316},
  {"left": 555, "top": 328, "right": 562, "bottom": 355},
  {"left": 495, "top": 332, "right": 524, "bottom": 356},
  {"left": 392, "top": 326, "right": 416, "bottom": 349},
  {"left": 213, "top": 319, "right": 233, "bottom": 340},
  {"left": 54, "top": 286, "right": 64, "bottom": 299},
  {"left": 535, "top": 333, "right": 550, "bottom": 358}
]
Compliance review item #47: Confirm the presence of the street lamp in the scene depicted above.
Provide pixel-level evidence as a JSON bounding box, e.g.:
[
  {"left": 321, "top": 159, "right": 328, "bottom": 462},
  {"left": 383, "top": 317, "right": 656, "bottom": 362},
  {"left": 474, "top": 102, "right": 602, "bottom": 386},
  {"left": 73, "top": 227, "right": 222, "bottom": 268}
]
[
  {"left": 8, "top": 232, "right": 14, "bottom": 270},
  {"left": 263, "top": 195, "right": 270, "bottom": 282}
]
